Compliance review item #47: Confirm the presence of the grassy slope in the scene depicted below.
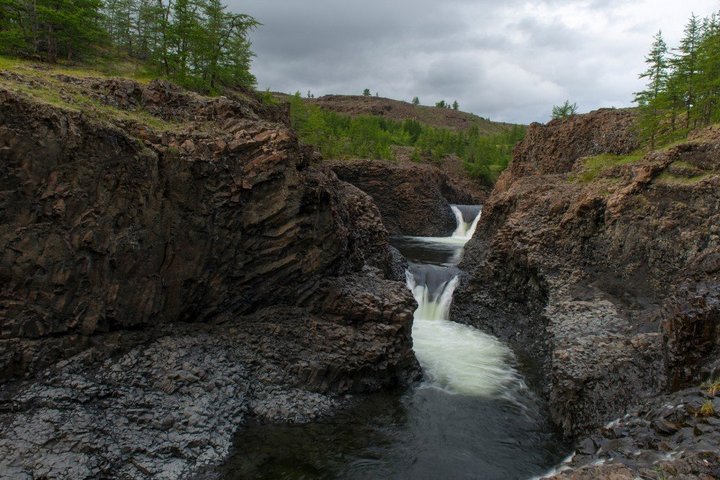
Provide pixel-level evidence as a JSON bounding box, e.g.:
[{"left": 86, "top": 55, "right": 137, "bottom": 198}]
[
  {"left": 0, "top": 56, "right": 180, "bottom": 131},
  {"left": 571, "top": 129, "right": 720, "bottom": 188}
]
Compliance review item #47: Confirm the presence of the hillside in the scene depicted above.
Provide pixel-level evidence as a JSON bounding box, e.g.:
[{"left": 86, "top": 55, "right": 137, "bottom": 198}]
[
  {"left": 307, "top": 94, "right": 512, "bottom": 134},
  {"left": 274, "top": 91, "right": 525, "bottom": 187}
]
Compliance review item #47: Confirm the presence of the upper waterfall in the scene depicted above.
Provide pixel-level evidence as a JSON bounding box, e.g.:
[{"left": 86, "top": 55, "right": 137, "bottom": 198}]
[{"left": 450, "top": 205, "right": 483, "bottom": 240}]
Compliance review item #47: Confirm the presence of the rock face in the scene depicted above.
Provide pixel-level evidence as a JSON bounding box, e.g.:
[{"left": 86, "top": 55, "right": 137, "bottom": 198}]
[
  {"left": 494, "top": 108, "right": 638, "bottom": 191},
  {"left": 546, "top": 386, "right": 720, "bottom": 479},
  {"left": 328, "top": 159, "right": 481, "bottom": 236},
  {"left": 664, "top": 249, "right": 720, "bottom": 390},
  {"left": 451, "top": 108, "right": 720, "bottom": 471},
  {"left": 0, "top": 74, "right": 419, "bottom": 478}
]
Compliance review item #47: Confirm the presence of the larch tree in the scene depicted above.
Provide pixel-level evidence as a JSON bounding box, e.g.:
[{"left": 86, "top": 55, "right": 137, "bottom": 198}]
[
  {"left": 670, "top": 14, "right": 702, "bottom": 130},
  {"left": 634, "top": 30, "right": 669, "bottom": 149}
]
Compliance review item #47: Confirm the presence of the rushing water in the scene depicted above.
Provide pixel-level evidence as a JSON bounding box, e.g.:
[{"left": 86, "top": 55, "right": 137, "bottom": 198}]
[{"left": 220, "top": 205, "right": 568, "bottom": 480}]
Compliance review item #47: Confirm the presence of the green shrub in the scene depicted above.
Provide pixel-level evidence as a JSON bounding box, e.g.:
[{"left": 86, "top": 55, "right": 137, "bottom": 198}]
[{"left": 287, "top": 94, "right": 524, "bottom": 183}]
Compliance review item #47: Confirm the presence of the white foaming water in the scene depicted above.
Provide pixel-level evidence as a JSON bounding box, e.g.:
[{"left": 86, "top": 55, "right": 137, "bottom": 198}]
[
  {"left": 403, "top": 203, "right": 522, "bottom": 397},
  {"left": 406, "top": 268, "right": 521, "bottom": 397},
  {"left": 451, "top": 205, "right": 482, "bottom": 240}
]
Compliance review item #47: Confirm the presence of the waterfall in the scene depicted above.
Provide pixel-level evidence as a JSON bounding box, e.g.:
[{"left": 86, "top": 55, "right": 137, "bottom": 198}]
[
  {"left": 450, "top": 205, "right": 483, "bottom": 240},
  {"left": 401, "top": 205, "right": 522, "bottom": 398},
  {"left": 406, "top": 266, "right": 459, "bottom": 321}
]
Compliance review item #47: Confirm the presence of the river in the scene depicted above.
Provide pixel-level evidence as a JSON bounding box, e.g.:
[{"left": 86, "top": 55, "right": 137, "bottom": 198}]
[{"left": 220, "top": 205, "right": 568, "bottom": 479}]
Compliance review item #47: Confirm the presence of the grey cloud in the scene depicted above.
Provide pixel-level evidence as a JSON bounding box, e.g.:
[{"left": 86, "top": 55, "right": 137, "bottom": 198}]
[{"left": 231, "top": 0, "right": 718, "bottom": 123}]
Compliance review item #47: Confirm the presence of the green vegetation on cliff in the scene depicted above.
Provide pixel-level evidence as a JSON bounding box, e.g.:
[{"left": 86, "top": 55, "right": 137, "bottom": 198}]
[
  {"left": 287, "top": 93, "right": 525, "bottom": 184},
  {"left": 573, "top": 151, "right": 644, "bottom": 183},
  {"left": 635, "top": 11, "right": 720, "bottom": 148}
]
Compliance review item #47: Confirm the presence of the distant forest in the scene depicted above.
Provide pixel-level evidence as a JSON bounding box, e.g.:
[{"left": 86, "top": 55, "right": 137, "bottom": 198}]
[
  {"left": 287, "top": 93, "right": 525, "bottom": 184},
  {"left": 0, "top": 0, "right": 258, "bottom": 91},
  {"left": 636, "top": 11, "right": 720, "bottom": 147}
]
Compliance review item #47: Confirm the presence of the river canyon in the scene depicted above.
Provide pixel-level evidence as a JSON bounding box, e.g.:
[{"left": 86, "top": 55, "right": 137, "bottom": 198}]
[
  {"left": 219, "top": 206, "right": 569, "bottom": 479},
  {"left": 0, "top": 74, "right": 719, "bottom": 480}
]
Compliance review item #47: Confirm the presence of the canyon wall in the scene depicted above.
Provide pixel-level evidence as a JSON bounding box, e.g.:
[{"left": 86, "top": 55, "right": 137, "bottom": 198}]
[
  {"left": 0, "top": 75, "right": 419, "bottom": 478},
  {"left": 328, "top": 159, "right": 482, "bottom": 236},
  {"left": 450, "top": 109, "right": 720, "bottom": 476}
]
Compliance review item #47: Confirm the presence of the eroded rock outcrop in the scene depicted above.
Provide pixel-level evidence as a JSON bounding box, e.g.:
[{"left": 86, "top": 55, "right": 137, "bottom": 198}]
[
  {"left": 328, "top": 159, "right": 481, "bottom": 236},
  {"left": 494, "top": 108, "right": 638, "bottom": 192},
  {"left": 451, "top": 108, "right": 720, "bottom": 473},
  {"left": 0, "top": 74, "right": 419, "bottom": 478}
]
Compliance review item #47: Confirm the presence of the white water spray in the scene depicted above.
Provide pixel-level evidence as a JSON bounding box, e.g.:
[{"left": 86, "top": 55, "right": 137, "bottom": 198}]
[
  {"left": 407, "top": 269, "right": 520, "bottom": 397},
  {"left": 450, "top": 205, "right": 482, "bottom": 240}
]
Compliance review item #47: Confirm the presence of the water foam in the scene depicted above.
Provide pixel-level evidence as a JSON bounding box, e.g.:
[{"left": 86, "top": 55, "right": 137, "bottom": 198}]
[{"left": 406, "top": 266, "right": 521, "bottom": 397}]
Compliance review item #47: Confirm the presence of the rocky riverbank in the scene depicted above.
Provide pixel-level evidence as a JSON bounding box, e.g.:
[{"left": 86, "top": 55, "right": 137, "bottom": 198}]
[
  {"left": 450, "top": 108, "right": 720, "bottom": 476},
  {"left": 0, "top": 72, "right": 419, "bottom": 478}
]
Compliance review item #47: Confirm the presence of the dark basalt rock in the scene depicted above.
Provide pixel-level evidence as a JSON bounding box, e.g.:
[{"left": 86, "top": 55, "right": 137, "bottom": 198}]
[
  {"left": 451, "top": 109, "right": 720, "bottom": 473},
  {"left": 495, "top": 108, "right": 638, "bottom": 192},
  {"left": 546, "top": 387, "right": 720, "bottom": 479},
  {"left": 327, "top": 159, "right": 482, "bottom": 236},
  {"left": 664, "top": 249, "right": 720, "bottom": 390},
  {"left": 0, "top": 76, "right": 420, "bottom": 478}
]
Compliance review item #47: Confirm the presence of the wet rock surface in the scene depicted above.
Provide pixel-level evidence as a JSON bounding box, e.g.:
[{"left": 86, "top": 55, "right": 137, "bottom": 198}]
[
  {"left": 0, "top": 74, "right": 420, "bottom": 478},
  {"left": 547, "top": 387, "right": 720, "bottom": 479},
  {"left": 328, "top": 159, "right": 480, "bottom": 236},
  {"left": 451, "top": 109, "right": 720, "bottom": 474},
  {"left": 0, "top": 277, "right": 418, "bottom": 480}
]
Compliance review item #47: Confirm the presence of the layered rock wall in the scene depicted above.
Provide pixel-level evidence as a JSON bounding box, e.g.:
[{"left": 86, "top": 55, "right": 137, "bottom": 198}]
[
  {"left": 453, "top": 109, "right": 720, "bottom": 439},
  {"left": 0, "top": 76, "right": 416, "bottom": 388},
  {"left": 328, "top": 159, "right": 480, "bottom": 236},
  {"left": 0, "top": 75, "right": 420, "bottom": 478}
]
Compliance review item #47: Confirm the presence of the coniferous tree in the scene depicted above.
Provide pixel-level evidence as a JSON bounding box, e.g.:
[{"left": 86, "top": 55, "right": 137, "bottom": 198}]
[
  {"left": 1, "top": 0, "right": 258, "bottom": 91},
  {"left": 634, "top": 30, "right": 669, "bottom": 149},
  {"left": 551, "top": 100, "right": 578, "bottom": 119},
  {"left": 0, "top": 0, "right": 28, "bottom": 54},
  {"left": 0, "top": 0, "right": 105, "bottom": 61},
  {"left": 103, "top": 0, "right": 134, "bottom": 55},
  {"left": 695, "top": 13, "right": 720, "bottom": 125},
  {"left": 670, "top": 14, "right": 702, "bottom": 130},
  {"left": 633, "top": 12, "right": 720, "bottom": 146}
]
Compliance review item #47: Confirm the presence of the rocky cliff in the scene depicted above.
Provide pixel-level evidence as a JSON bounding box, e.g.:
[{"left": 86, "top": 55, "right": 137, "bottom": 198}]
[
  {"left": 328, "top": 159, "right": 482, "bottom": 236},
  {"left": 0, "top": 72, "right": 419, "bottom": 478},
  {"left": 451, "top": 109, "right": 720, "bottom": 475}
]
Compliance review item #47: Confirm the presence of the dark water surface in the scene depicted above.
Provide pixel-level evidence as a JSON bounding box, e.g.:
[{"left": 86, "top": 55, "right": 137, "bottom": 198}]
[
  {"left": 220, "top": 388, "right": 566, "bottom": 480},
  {"left": 390, "top": 236, "right": 464, "bottom": 266}
]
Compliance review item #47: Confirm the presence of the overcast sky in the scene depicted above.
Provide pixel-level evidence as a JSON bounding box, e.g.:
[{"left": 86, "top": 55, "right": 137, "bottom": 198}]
[{"left": 231, "top": 0, "right": 719, "bottom": 124}]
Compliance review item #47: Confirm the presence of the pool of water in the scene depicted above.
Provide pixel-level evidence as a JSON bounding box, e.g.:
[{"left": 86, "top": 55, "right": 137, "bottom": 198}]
[{"left": 220, "top": 387, "right": 566, "bottom": 480}]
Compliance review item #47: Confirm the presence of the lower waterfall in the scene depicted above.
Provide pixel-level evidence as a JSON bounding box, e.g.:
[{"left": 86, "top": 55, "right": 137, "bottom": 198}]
[
  {"left": 403, "top": 206, "right": 521, "bottom": 397},
  {"left": 407, "top": 264, "right": 521, "bottom": 397}
]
